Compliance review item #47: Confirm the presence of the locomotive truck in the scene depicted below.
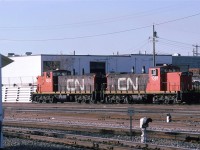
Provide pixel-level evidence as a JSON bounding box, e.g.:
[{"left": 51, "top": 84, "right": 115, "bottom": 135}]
[{"left": 32, "top": 65, "right": 195, "bottom": 104}]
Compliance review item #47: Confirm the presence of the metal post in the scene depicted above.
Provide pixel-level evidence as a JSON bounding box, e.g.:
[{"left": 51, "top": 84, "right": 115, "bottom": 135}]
[
  {"left": 127, "top": 108, "right": 134, "bottom": 141},
  {"left": 130, "top": 115, "right": 132, "bottom": 141}
]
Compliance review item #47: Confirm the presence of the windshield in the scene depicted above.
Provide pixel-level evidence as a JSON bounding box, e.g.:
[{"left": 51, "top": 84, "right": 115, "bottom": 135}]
[{"left": 53, "top": 71, "right": 70, "bottom": 76}]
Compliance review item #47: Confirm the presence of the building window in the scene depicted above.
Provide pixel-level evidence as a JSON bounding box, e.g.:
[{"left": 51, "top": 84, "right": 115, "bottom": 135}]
[{"left": 43, "top": 61, "right": 60, "bottom": 72}]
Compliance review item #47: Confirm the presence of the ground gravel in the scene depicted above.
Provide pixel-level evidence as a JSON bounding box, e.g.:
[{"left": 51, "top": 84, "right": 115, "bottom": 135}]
[
  {"left": 3, "top": 135, "right": 200, "bottom": 150},
  {"left": 3, "top": 137, "right": 90, "bottom": 150}
]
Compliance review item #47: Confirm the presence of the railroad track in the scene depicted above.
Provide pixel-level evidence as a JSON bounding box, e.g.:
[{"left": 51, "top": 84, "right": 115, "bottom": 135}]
[
  {"left": 3, "top": 103, "right": 200, "bottom": 149},
  {"left": 4, "top": 126, "right": 196, "bottom": 150},
  {"left": 3, "top": 120, "right": 200, "bottom": 148}
]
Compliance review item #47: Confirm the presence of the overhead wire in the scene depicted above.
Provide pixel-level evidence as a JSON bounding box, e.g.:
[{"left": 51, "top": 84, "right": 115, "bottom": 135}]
[
  {"left": 0, "top": 11, "right": 200, "bottom": 42},
  {"left": 158, "top": 41, "right": 192, "bottom": 49},
  {"left": 158, "top": 37, "right": 193, "bottom": 46},
  {"left": 0, "top": 25, "right": 152, "bottom": 41},
  {"left": 133, "top": 39, "right": 150, "bottom": 52},
  {"left": 155, "top": 12, "right": 200, "bottom": 26},
  {"left": 0, "top": 5, "right": 178, "bottom": 30},
  {"left": 123, "top": 38, "right": 150, "bottom": 53},
  {"left": 155, "top": 37, "right": 193, "bottom": 55}
]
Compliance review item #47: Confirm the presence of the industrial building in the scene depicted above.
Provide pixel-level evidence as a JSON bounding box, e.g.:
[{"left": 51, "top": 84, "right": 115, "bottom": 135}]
[
  {"left": 3, "top": 53, "right": 200, "bottom": 103},
  {"left": 2, "top": 53, "right": 172, "bottom": 86},
  {"left": 172, "top": 55, "right": 200, "bottom": 69},
  {"left": 1, "top": 53, "right": 172, "bottom": 103}
]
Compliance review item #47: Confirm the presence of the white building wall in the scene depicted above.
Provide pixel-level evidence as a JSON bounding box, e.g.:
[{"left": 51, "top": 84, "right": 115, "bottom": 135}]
[{"left": 2, "top": 55, "right": 41, "bottom": 86}]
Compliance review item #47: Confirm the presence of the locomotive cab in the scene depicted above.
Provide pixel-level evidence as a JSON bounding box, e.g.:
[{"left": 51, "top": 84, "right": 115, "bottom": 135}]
[
  {"left": 146, "top": 65, "right": 193, "bottom": 103},
  {"left": 147, "top": 65, "right": 192, "bottom": 92},
  {"left": 37, "top": 70, "right": 71, "bottom": 93}
]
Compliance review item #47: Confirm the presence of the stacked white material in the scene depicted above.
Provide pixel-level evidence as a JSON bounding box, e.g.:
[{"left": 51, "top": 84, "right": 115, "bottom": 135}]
[{"left": 2, "top": 86, "right": 36, "bottom": 103}]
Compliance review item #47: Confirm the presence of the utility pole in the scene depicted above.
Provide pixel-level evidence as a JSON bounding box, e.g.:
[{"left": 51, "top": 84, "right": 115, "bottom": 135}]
[
  {"left": 193, "top": 44, "right": 200, "bottom": 56},
  {"left": 153, "top": 25, "right": 157, "bottom": 67}
]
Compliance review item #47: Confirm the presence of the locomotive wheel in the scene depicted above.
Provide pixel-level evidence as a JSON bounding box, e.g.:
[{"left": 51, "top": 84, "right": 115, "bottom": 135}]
[
  {"left": 69, "top": 96, "right": 75, "bottom": 102},
  {"left": 162, "top": 95, "right": 174, "bottom": 104},
  {"left": 105, "top": 96, "right": 112, "bottom": 104},
  {"left": 84, "top": 99, "right": 89, "bottom": 104},
  {"left": 92, "top": 91, "right": 96, "bottom": 103},
  {"left": 84, "top": 95, "right": 92, "bottom": 104},
  {"left": 75, "top": 95, "right": 82, "bottom": 103},
  {"left": 49, "top": 97, "right": 54, "bottom": 103},
  {"left": 152, "top": 96, "right": 158, "bottom": 104},
  {"left": 90, "top": 99, "right": 96, "bottom": 104},
  {"left": 125, "top": 96, "right": 132, "bottom": 104},
  {"left": 33, "top": 96, "right": 39, "bottom": 103},
  {"left": 100, "top": 99, "right": 106, "bottom": 104},
  {"left": 164, "top": 99, "right": 169, "bottom": 104},
  {"left": 119, "top": 96, "right": 126, "bottom": 104},
  {"left": 116, "top": 96, "right": 121, "bottom": 104}
]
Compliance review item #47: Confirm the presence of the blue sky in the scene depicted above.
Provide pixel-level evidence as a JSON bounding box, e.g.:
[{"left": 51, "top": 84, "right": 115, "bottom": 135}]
[{"left": 0, "top": 0, "right": 200, "bottom": 56}]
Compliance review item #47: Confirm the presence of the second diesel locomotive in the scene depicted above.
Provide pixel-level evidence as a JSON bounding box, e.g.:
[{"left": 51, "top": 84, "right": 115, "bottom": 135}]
[{"left": 32, "top": 65, "right": 195, "bottom": 104}]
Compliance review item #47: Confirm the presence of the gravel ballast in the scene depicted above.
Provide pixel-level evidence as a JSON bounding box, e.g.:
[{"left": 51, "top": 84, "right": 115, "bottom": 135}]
[{"left": 3, "top": 137, "right": 91, "bottom": 150}]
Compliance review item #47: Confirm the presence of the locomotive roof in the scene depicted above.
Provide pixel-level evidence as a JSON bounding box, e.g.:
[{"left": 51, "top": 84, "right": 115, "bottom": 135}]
[
  {"left": 106, "top": 72, "right": 148, "bottom": 75},
  {"left": 153, "top": 65, "right": 180, "bottom": 69},
  {"left": 45, "top": 69, "right": 71, "bottom": 73}
]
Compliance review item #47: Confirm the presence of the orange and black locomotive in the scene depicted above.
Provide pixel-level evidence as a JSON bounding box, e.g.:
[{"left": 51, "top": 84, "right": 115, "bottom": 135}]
[{"left": 32, "top": 65, "right": 197, "bottom": 104}]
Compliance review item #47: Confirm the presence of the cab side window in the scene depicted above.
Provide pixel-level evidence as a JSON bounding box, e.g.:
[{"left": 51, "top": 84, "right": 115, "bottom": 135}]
[
  {"left": 151, "top": 69, "right": 158, "bottom": 76},
  {"left": 46, "top": 72, "right": 50, "bottom": 78}
]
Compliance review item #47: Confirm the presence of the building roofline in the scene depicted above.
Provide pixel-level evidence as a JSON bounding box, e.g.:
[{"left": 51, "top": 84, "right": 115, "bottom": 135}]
[
  {"left": 172, "top": 56, "right": 200, "bottom": 57},
  {"left": 7, "top": 53, "right": 172, "bottom": 58}
]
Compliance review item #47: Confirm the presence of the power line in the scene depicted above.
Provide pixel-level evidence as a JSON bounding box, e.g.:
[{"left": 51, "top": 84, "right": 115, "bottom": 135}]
[
  {"left": 159, "top": 37, "right": 193, "bottom": 46},
  {"left": 155, "top": 12, "right": 200, "bottom": 26},
  {"left": 1, "top": 12, "right": 200, "bottom": 42},
  {"left": 134, "top": 39, "right": 150, "bottom": 51},
  {"left": 125, "top": 39, "right": 150, "bottom": 53},
  {"left": 0, "top": 5, "right": 178, "bottom": 30},
  {"left": 0, "top": 25, "right": 152, "bottom": 41},
  {"left": 158, "top": 41, "right": 192, "bottom": 49}
]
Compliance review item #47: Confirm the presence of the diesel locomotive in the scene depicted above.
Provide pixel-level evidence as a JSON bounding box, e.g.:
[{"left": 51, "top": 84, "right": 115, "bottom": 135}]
[{"left": 32, "top": 65, "right": 196, "bottom": 104}]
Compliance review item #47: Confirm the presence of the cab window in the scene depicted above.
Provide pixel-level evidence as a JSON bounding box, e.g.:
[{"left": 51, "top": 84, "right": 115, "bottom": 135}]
[{"left": 151, "top": 69, "right": 158, "bottom": 76}]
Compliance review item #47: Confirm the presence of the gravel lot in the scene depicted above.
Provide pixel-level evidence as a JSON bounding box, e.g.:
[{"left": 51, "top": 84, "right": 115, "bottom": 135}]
[
  {"left": 3, "top": 103, "right": 200, "bottom": 150},
  {"left": 3, "top": 135, "right": 200, "bottom": 150},
  {"left": 3, "top": 137, "right": 91, "bottom": 150}
]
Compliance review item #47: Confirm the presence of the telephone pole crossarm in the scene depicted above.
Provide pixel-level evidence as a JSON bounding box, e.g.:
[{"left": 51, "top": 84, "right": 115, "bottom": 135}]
[{"left": 192, "top": 44, "right": 200, "bottom": 56}]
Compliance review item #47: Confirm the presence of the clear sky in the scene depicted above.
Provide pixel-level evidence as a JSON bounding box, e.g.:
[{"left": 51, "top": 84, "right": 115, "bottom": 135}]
[{"left": 0, "top": 0, "right": 200, "bottom": 56}]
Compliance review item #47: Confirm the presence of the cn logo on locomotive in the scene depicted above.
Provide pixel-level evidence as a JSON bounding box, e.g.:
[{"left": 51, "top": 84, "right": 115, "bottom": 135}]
[
  {"left": 66, "top": 79, "right": 84, "bottom": 91},
  {"left": 46, "top": 79, "right": 52, "bottom": 83},
  {"left": 151, "top": 76, "right": 158, "bottom": 81},
  {"left": 118, "top": 77, "right": 138, "bottom": 90}
]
